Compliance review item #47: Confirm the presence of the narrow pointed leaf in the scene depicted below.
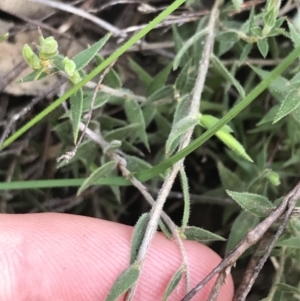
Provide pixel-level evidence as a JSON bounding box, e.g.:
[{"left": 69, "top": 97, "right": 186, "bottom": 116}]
[
  {"left": 125, "top": 155, "right": 152, "bottom": 172},
  {"left": 226, "top": 211, "right": 259, "bottom": 252},
  {"left": 17, "top": 70, "right": 47, "bottom": 83},
  {"left": 128, "top": 58, "right": 153, "bottom": 87},
  {"left": 105, "top": 262, "right": 140, "bottom": 301},
  {"left": 288, "top": 21, "right": 300, "bottom": 48},
  {"left": 250, "top": 66, "right": 290, "bottom": 101},
  {"left": 226, "top": 190, "right": 274, "bottom": 217},
  {"left": 273, "top": 89, "right": 300, "bottom": 123},
  {"left": 257, "top": 38, "right": 269, "bottom": 58},
  {"left": 175, "top": 60, "right": 191, "bottom": 92},
  {"left": 239, "top": 43, "right": 252, "bottom": 65},
  {"left": 145, "top": 85, "right": 173, "bottom": 105},
  {"left": 130, "top": 213, "right": 150, "bottom": 264},
  {"left": 124, "top": 98, "right": 149, "bottom": 150},
  {"left": 217, "top": 161, "right": 244, "bottom": 191},
  {"left": 95, "top": 55, "right": 121, "bottom": 88},
  {"left": 159, "top": 219, "right": 172, "bottom": 240},
  {"left": 162, "top": 266, "right": 184, "bottom": 301},
  {"left": 73, "top": 34, "right": 111, "bottom": 70},
  {"left": 104, "top": 123, "right": 141, "bottom": 141},
  {"left": 211, "top": 55, "right": 245, "bottom": 98},
  {"left": 147, "top": 63, "right": 172, "bottom": 96},
  {"left": 183, "top": 226, "right": 226, "bottom": 242},
  {"left": 70, "top": 88, "right": 83, "bottom": 144},
  {"left": 166, "top": 116, "right": 199, "bottom": 154},
  {"left": 77, "top": 161, "right": 117, "bottom": 195},
  {"left": 172, "top": 25, "right": 190, "bottom": 69}
]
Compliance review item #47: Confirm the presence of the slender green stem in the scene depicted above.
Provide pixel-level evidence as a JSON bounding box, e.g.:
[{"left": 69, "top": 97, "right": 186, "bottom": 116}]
[{"left": 1, "top": 0, "right": 187, "bottom": 150}]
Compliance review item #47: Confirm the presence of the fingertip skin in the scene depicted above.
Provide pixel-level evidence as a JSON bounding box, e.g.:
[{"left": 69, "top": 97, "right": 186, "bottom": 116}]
[{"left": 0, "top": 213, "right": 234, "bottom": 301}]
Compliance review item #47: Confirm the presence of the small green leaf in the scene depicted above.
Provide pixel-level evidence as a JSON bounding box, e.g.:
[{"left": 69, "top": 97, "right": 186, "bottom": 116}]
[
  {"left": 159, "top": 219, "right": 172, "bottom": 240},
  {"left": 77, "top": 161, "right": 117, "bottom": 195},
  {"left": 256, "top": 105, "right": 280, "bottom": 126},
  {"left": 147, "top": 63, "right": 172, "bottom": 96},
  {"left": 288, "top": 21, "right": 300, "bottom": 48},
  {"left": 145, "top": 85, "right": 173, "bottom": 105},
  {"left": 128, "top": 58, "right": 153, "bottom": 87},
  {"left": 217, "top": 161, "right": 244, "bottom": 191},
  {"left": 70, "top": 88, "right": 83, "bottom": 144},
  {"left": 273, "top": 89, "right": 300, "bottom": 123},
  {"left": 239, "top": 43, "right": 252, "bottom": 65},
  {"left": 180, "top": 168, "right": 190, "bottom": 229},
  {"left": 226, "top": 191, "right": 274, "bottom": 217},
  {"left": 63, "top": 57, "right": 77, "bottom": 77},
  {"left": 39, "top": 36, "right": 58, "bottom": 60},
  {"left": 183, "top": 226, "right": 226, "bottom": 242},
  {"left": 105, "top": 262, "right": 140, "bottom": 301},
  {"left": 211, "top": 55, "right": 245, "bottom": 98},
  {"left": 175, "top": 60, "right": 192, "bottom": 92},
  {"left": 165, "top": 116, "right": 199, "bottom": 154},
  {"left": 257, "top": 38, "right": 269, "bottom": 58},
  {"left": 104, "top": 123, "right": 141, "bottom": 141},
  {"left": 22, "top": 44, "right": 42, "bottom": 70},
  {"left": 17, "top": 70, "right": 47, "bottom": 83},
  {"left": 103, "top": 140, "right": 122, "bottom": 154},
  {"left": 95, "top": 55, "right": 121, "bottom": 88},
  {"left": 250, "top": 66, "right": 290, "bottom": 101},
  {"left": 124, "top": 98, "right": 149, "bottom": 150},
  {"left": 276, "top": 236, "right": 300, "bottom": 248},
  {"left": 130, "top": 213, "right": 150, "bottom": 264},
  {"left": 162, "top": 266, "right": 184, "bottom": 301},
  {"left": 125, "top": 155, "right": 152, "bottom": 172},
  {"left": 226, "top": 211, "right": 259, "bottom": 252},
  {"left": 73, "top": 34, "right": 111, "bottom": 70},
  {"left": 173, "top": 27, "right": 208, "bottom": 70},
  {"left": 172, "top": 25, "right": 190, "bottom": 69}
]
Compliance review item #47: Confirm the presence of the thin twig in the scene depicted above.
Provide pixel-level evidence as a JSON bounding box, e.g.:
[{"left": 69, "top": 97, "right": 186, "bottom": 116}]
[
  {"left": 207, "top": 269, "right": 229, "bottom": 301},
  {"left": 236, "top": 198, "right": 297, "bottom": 301},
  {"left": 233, "top": 231, "right": 273, "bottom": 301},
  {"left": 125, "top": 1, "right": 223, "bottom": 300},
  {"left": 76, "top": 61, "right": 116, "bottom": 148},
  {"left": 264, "top": 248, "right": 286, "bottom": 301},
  {"left": 182, "top": 180, "right": 300, "bottom": 301},
  {"left": 29, "top": 0, "right": 122, "bottom": 36},
  {"left": 119, "top": 11, "right": 209, "bottom": 35},
  {"left": 75, "top": 121, "right": 191, "bottom": 293}
]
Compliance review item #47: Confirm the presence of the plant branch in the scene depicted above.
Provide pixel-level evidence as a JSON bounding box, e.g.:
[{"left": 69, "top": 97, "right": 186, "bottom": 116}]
[
  {"left": 125, "top": 0, "right": 223, "bottom": 300},
  {"left": 182, "top": 180, "right": 300, "bottom": 301}
]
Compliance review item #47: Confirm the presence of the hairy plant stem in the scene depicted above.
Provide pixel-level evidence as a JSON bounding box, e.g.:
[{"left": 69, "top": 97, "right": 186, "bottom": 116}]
[{"left": 125, "top": 1, "right": 223, "bottom": 300}]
